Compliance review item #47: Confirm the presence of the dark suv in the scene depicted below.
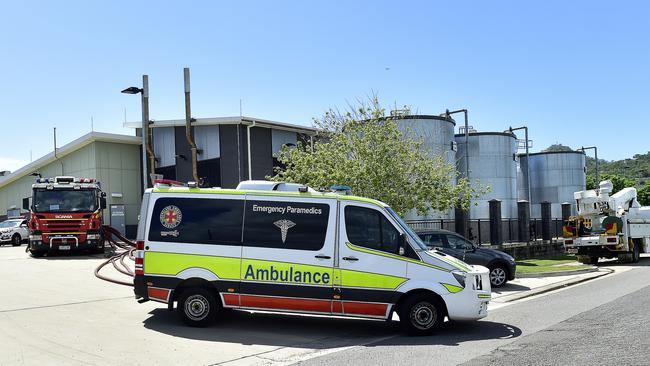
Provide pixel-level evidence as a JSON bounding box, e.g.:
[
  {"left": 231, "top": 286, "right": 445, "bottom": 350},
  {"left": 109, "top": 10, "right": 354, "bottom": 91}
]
[{"left": 417, "top": 229, "right": 516, "bottom": 287}]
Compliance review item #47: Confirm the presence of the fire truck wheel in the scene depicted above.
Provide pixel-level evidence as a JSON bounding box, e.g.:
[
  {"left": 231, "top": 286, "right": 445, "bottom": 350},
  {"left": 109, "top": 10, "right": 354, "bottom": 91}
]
[
  {"left": 11, "top": 234, "right": 21, "bottom": 246},
  {"left": 29, "top": 250, "right": 45, "bottom": 258},
  {"left": 178, "top": 288, "right": 219, "bottom": 327}
]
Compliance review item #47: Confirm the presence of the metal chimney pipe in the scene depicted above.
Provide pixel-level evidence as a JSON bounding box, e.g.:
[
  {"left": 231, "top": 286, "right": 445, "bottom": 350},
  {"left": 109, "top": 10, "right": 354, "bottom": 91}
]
[{"left": 183, "top": 67, "right": 199, "bottom": 183}]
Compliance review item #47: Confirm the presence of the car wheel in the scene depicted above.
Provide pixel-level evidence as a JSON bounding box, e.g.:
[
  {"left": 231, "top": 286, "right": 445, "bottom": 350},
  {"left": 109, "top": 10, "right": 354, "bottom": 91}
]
[
  {"left": 11, "top": 234, "right": 21, "bottom": 246},
  {"left": 489, "top": 265, "right": 508, "bottom": 288},
  {"left": 178, "top": 288, "right": 219, "bottom": 327},
  {"left": 398, "top": 294, "right": 445, "bottom": 336}
]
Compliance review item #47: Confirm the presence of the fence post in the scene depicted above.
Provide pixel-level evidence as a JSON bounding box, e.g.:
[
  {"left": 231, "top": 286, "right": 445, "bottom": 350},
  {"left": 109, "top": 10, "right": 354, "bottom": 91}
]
[
  {"left": 455, "top": 208, "right": 468, "bottom": 238},
  {"left": 489, "top": 199, "right": 502, "bottom": 245},
  {"left": 561, "top": 202, "right": 572, "bottom": 221},
  {"left": 517, "top": 200, "right": 530, "bottom": 243},
  {"left": 541, "top": 201, "right": 552, "bottom": 242}
]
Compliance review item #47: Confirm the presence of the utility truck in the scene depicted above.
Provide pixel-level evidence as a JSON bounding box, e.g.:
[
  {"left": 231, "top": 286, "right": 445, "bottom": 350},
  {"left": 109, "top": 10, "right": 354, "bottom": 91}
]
[
  {"left": 24, "top": 176, "right": 107, "bottom": 257},
  {"left": 564, "top": 180, "right": 650, "bottom": 264}
]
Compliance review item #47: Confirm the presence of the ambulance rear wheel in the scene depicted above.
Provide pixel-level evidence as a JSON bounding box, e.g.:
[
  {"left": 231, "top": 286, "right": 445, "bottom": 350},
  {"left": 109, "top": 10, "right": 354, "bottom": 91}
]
[
  {"left": 398, "top": 294, "right": 445, "bottom": 336},
  {"left": 178, "top": 288, "right": 218, "bottom": 327}
]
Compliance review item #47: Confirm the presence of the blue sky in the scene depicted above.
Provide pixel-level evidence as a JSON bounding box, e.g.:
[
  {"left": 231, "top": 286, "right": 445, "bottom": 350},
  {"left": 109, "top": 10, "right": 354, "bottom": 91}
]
[{"left": 1, "top": 1, "right": 648, "bottom": 171}]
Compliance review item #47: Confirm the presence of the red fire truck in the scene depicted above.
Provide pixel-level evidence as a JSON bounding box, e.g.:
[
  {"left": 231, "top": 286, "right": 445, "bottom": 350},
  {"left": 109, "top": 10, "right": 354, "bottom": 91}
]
[{"left": 23, "top": 176, "right": 107, "bottom": 257}]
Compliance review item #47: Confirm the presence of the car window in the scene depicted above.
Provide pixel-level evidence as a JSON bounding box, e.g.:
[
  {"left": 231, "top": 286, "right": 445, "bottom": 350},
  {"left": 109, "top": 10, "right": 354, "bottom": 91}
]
[
  {"left": 420, "top": 233, "right": 444, "bottom": 248},
  {"left": 345, "top": 206, "right": 400, "bottom": 255},
  {"left": 446, "top": 235, "right": 473, "bottom": 250}
]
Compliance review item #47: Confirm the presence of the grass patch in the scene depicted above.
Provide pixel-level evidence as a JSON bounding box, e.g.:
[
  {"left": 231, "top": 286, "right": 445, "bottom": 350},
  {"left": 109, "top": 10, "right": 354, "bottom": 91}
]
[{"left": 516, "top": 255, "right": 593, "bottom": 274}]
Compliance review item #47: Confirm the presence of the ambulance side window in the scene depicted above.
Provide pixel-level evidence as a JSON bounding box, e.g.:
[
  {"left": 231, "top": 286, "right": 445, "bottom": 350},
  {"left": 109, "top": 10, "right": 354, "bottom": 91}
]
[
  {"left": 148, "top": 197, "right": 244, "bottom": 245},
  {"left": 345, "top": 206, "right": 400, "bottom": 254},
  {"left": 242, "top": 200, "right": 330, "bottom": 251}
]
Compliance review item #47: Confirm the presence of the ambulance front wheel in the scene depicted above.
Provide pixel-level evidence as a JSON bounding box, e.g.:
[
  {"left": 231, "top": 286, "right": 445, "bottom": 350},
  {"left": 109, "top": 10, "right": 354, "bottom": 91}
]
[
  {"left": 178, "top": 288, "right": 219, "bottom": 327},
  {"left": 398, "top": 293, "right": 445, "bottom": 336}
]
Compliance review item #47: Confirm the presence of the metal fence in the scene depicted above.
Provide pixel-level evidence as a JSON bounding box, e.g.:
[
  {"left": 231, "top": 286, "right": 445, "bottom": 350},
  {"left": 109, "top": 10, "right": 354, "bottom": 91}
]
[{"left": 407, "top": 218, "right": 565, "bottom": 245}]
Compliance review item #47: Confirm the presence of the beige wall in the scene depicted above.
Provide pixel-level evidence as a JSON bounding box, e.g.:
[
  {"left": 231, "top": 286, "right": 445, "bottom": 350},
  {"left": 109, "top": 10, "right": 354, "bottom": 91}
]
[{"left": 0, "top": 141, "right": 142, "bottom": 229}]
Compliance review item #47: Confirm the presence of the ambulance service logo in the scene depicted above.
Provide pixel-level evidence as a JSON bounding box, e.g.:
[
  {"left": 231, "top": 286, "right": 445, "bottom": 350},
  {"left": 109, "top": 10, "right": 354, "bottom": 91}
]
[
  {"left": 274, "top": 219, "right": 296, "bottom": 244},
  {"left": 160, "top": 205, "right": 182, "bottom": 229}
]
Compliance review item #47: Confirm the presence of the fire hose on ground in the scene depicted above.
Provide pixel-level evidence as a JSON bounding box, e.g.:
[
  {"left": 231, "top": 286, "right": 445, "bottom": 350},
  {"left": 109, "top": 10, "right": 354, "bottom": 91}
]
[{"left": 94, "top": 225, "right": 137, "bottom": 287}]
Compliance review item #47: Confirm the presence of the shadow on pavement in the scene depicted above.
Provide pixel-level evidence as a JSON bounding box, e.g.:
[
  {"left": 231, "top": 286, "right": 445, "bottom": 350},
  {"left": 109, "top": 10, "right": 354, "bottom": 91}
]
[
  {"left": 143, "top": 308, "right": 521, "bottom": 348},
  {"left": 368, "top": 320, "right": 522, "bottom": 347},
  {"left": 494, "top": 283, "right": 531, "bottom": 293},
  {"left": 26, "top": 250, "right": 107, "bottom": 260},
  {"left": 596, "top": 256, "right": 650, "bottom": 267}
]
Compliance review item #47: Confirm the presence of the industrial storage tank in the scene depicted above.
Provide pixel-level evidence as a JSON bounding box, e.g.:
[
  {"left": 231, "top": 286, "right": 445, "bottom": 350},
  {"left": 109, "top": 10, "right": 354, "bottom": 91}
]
[
  {"left": 518, "top": 151, "right": 586, "bottom": 218},
  {"left": 395, "top": 115, "right": 456, "bottom": 220},
  {"left": 455, "top": 132, "right": 518, "bottom": 219}
]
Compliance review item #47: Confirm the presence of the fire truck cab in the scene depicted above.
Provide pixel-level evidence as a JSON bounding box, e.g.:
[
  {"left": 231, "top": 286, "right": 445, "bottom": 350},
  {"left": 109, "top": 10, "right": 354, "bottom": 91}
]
[{"left": 24, "top": 176, "right": 107, "bottom": 257}]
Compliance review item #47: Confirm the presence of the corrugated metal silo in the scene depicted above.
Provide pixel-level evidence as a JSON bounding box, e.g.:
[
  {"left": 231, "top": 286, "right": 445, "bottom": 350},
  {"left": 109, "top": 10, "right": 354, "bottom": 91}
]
[
  {"left": 518, "top": 151, "right": 586, "bottom": 218},
  {"left": 396, "top": 115, "right": 456, "bottom": 220},
  {"left": 455, "top": 132, "right": 518, "bottom": 219}
]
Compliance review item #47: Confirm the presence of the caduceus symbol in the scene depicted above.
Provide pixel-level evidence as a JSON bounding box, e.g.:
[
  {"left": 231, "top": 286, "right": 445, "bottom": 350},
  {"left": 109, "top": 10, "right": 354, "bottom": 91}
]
[{"left": 274, "top": 219, "right": 296, "bottom": 244}]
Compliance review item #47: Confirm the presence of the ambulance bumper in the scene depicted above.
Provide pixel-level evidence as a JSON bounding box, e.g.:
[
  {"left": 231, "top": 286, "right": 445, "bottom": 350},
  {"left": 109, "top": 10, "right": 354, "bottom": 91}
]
[{"left": 443, "top": 268, "right": 491, "bottom": 321}]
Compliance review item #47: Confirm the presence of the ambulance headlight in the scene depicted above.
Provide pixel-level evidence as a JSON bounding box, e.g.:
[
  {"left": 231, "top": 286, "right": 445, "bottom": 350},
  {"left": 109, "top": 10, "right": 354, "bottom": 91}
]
[{"left": 452, "top": 270, "right": 466, "bottom": 288}]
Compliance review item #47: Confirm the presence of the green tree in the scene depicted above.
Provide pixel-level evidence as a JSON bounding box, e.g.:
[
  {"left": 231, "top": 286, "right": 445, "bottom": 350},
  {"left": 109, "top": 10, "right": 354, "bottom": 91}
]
[
  {"left": 636, "top": 184, "right": 650, "bottom": 206},
  {"left": 270, "top": 98, "right": 487, "bottom": 216},
  {"left": 586, "top": 173, "right": 635, "bottom": 192}
]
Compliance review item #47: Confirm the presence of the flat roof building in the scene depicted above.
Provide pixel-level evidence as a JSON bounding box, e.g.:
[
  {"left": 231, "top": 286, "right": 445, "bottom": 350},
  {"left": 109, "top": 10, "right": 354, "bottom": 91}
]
[
  {"left": 0, "top": 132, "right": 142, "bottom": 237},
  {"left": 125, "top": 116, "right": 317, "bottom": 188},
  {"left": 0, "top": 117, "right": 318, "bottom": 238}
]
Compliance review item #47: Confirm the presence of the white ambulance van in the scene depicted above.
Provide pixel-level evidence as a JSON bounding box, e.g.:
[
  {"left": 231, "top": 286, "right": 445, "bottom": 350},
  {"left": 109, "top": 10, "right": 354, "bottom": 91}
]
[{"left": 134, "top": 181, "right": 491, "bottom": 335}]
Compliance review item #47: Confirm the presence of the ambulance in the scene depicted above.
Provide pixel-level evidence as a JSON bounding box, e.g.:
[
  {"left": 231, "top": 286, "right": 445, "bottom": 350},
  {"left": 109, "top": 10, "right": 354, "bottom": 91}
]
[{"left": 134, "top": 180, "right": 491, "bottom": 335}]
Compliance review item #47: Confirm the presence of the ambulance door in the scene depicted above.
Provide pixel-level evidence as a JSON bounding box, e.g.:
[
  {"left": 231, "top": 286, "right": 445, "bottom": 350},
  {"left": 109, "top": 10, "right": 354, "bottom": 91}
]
[
  {"left": 239, "top": 195, "right": 336, "bottom": 315},
  {"left": 335, "top": 202, "right": 407, "bottom": 319}
]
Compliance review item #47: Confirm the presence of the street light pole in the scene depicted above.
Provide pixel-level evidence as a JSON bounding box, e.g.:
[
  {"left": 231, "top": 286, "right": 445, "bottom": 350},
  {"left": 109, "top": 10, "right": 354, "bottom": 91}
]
[
  {"left": 444, "top": 109, "right": 470, "bottom": 180},
  {"left": 141, "top": 75, "right": 150, "bottom": 188},
  {"left": 579, "top": 146, "right": 599, "bottom": 184},
  {"left": 509, "top": 126, "right": 531, "bottom": 214},
  {"left": 443, "top": 108, "right": 470, "bottom": 238},
  {"left": 122, "top": 76, "right": 154, "bottom": 190}
]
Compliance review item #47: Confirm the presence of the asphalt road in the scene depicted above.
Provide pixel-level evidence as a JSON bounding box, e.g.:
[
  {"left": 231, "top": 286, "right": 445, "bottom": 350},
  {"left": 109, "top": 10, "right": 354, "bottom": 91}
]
[
  {"left": 463, "top": 285, "right": 650, "bottom": 366},
  {"left": 296, "top": 258, "right": 650, "bottom": 366},
  {"left": 0, "top": 245, "right": 648, "bottom": 366}
]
